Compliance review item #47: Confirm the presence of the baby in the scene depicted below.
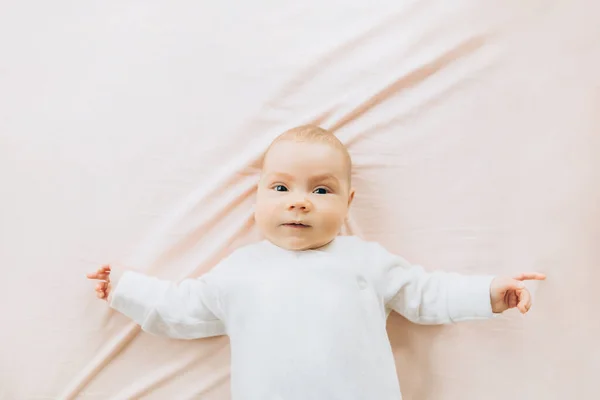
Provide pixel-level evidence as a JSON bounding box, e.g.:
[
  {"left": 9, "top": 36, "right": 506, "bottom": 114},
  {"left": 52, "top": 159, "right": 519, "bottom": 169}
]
[{"left": 87, "top": 125, "right": 545, "bottom": 400}]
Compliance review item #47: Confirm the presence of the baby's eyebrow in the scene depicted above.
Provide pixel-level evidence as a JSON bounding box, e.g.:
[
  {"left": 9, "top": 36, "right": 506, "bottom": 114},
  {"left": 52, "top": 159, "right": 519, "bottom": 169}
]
[
  {"left": 268, "top": 172, "right": 295, "bottom": 181},
  {"left": 310, "top": 174, "right": 339, "bottom": 183},
  {"left": 265, "top": 172, "right": 341, "bottom": 185}
]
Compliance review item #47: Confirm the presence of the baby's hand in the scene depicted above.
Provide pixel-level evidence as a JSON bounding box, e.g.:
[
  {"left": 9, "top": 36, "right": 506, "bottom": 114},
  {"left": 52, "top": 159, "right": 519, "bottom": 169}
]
[
  {"left": 490, "top": 272, "right": 546, "bottom": 314},
  {"left": 86, "top": 264, "right": 112, "bottom": 300}
]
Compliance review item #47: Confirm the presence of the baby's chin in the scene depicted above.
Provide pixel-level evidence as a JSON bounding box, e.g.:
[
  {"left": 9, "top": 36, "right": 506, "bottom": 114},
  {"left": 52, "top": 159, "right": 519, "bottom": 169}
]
[{"left": 269, "top": 235, "right": 331, "bottom": 251}]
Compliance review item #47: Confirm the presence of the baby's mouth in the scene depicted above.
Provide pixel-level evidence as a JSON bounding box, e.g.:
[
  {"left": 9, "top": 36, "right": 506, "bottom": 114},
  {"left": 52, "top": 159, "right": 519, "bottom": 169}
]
[{"left": 282, "top": 222, "right": 311, "bottom": 228}]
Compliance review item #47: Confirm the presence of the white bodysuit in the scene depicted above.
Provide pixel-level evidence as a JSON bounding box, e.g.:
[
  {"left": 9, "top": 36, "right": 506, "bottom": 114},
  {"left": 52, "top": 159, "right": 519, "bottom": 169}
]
[{"left": 110, "top": 235, "right": 495, "bottom": 400}]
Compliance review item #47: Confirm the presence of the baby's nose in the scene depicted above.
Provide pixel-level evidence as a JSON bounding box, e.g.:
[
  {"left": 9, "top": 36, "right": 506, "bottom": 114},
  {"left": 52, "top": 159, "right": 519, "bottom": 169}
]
[{"left": 288, "top": 198, "right": 312, "bottom": 211}]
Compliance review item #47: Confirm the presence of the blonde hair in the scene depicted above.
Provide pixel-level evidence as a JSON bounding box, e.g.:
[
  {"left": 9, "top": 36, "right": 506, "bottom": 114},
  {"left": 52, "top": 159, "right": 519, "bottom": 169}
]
[{"left": 264, "top": 125, "right": 352, "bottom": 183}]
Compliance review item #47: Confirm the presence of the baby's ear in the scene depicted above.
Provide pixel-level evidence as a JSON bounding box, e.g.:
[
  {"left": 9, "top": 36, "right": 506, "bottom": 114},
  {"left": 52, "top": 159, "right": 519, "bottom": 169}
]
[{"left": 347, "top": 189, "right": 355, "bottom": 207}]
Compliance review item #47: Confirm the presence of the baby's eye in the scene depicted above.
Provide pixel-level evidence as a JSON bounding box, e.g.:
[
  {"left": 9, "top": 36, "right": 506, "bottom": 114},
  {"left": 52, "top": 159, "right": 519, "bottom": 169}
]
[
  {"left": 274, "top": 185, "right": 288, "bottom": 192},
  {"left": 313, "top": 187, "right": 329, "bottom": 195}
]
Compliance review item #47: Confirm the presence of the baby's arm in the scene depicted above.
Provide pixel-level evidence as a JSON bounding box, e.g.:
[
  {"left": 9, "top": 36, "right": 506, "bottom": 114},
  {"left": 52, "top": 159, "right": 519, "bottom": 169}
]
[
  {"left": 381, "top": 253, "right": 495, "bottom": 324},
  {"left": 86, "top": 265, "right": 225, "bottom": 339},
  {"left": 372, "top": 243, "right": 543, "bottom": 324}
]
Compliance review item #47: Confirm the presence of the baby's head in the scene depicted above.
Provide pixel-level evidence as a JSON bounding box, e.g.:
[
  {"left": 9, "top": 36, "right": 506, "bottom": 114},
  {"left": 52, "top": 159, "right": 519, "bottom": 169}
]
[{"left": 254, "top": 125, "right": 355, "bottom": 251}]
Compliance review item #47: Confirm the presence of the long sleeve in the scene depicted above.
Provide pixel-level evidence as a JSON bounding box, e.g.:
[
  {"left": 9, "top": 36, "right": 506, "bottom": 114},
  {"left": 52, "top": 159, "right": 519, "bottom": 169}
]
[
  {"left": 109, "top": 269, "right": 226, "bottom": 339},
  {"left": 373, "top": 243, "right": 495, "bottom": 324}
]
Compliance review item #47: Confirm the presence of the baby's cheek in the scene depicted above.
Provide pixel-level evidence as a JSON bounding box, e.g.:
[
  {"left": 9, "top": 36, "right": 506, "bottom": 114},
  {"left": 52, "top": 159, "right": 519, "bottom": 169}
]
[
  {"left": 326, "top": 200, "right": 348, "bottom": 218},
  {"left": 321, "top": 207, "right": 346, "bottom": 229},
  {"left": 253, "top": 205, "right": 269, "bottom": 227}
]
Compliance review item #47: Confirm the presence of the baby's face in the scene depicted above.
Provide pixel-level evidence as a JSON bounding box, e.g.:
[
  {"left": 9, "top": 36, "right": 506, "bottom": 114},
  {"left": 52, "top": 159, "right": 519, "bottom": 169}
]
[{"left": 255, "top": 140, "right": 354, "bottom": 250}]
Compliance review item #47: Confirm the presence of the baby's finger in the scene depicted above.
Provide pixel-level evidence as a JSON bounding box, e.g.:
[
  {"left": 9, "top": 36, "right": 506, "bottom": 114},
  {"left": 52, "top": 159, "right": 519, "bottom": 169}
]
[
  {"left": 87, "top": 273, "right": 109, "bottom": 282},
  {"left": 86, "top": 272, "right": 98, "bottom": 279},
  {"left": 509, "top": 292, "right": 518, "bottom": 308},
  {"left": 97, "top": 266, "right": 111, "bottom": 276},
  {"left": 517, "top": 289, "right": 531, "bottom": 314},
  {"left": 513, "top": 272, "right": 546, "bottom": 281},
  {"left": 87, "top": 272, "right": 109, "bottom": 281}
]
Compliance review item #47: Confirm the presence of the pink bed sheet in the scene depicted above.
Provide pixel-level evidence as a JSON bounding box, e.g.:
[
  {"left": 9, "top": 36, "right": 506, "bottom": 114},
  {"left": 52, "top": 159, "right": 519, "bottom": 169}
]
[{"left": 1, "top": 1, "right": 599, "bottom": 399}]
